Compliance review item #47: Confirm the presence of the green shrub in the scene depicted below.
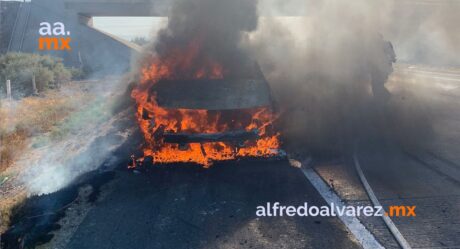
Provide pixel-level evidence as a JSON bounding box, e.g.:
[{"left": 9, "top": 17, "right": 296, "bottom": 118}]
[
  {"left": 0, "top": 53, "right": 73, "bottom": 97},
  {"left": 131, "top": 37, "right": 148, "bottom": 46},
  {"left": 69, "top": 67, "right": 85, "bottom": 80}
]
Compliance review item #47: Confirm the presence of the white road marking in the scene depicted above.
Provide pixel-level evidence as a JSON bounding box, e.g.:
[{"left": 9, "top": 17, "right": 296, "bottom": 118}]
[
  {"left": 295, "top": 160, "right": 385, "bottom": 249},
  {"left": 353, "top": 153, "right": 412, "bottom": 249}
]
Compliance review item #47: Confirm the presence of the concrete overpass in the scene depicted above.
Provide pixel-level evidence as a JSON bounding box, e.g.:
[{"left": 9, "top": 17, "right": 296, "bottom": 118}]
[{"left": 2, "top": 0, "right": 174, "bottom": 75}]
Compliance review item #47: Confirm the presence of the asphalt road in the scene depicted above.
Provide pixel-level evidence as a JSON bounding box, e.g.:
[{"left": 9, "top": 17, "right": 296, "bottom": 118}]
[
  {"left": 360, "top": 65, "right": 460, "bottom": 248},
  {"left": 63, "top": 161, "right": 360, "bottom": 249},
  {"left": 314, "top": 64, "right": 460, "bottom": 248}
]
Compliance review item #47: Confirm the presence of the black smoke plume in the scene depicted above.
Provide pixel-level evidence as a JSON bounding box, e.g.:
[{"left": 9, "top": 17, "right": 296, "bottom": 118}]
[{"left": 145, "top": 0, "right": 259, "bottom": 76}]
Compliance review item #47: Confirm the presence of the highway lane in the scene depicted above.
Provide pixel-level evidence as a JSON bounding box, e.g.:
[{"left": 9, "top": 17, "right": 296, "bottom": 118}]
[
  {"left": 314, "top": 64, "right": 460, "bottom": 248},
  {"left": 62, "top": 161, "right": 361, "bottom": 249}
]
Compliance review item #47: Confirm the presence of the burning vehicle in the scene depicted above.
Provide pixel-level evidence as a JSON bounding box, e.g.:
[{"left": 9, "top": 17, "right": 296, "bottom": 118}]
[
  {"left": 125, "top": 0, "right": 282, "bottom": 167},
  {"left": 131, "top": 55, "right": 283, "bottom": 167}
]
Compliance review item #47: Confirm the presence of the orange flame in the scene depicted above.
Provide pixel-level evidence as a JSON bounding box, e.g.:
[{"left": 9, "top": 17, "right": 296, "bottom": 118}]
[{"left": 131, "top": 40, "right": 280, "bottom": 167}]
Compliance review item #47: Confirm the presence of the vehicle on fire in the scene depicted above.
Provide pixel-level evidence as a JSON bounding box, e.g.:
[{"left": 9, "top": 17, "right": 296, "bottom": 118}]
[{"left": 135, "top": 62, "right": 284, "bottom": 167}]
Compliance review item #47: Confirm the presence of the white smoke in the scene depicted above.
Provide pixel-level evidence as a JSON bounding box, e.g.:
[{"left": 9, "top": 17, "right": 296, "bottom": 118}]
[
  {"left": 383, "top": 1, "right": 460, "bottom": 66},
  {"left": 16, "top": 80, "right": 133, "bottom": 195},
  {"left": 243, "top": 0, "right": 395, "bottom": 152},
  {"left": 243, "top": 0, "right": 456, "bottom": 152}
]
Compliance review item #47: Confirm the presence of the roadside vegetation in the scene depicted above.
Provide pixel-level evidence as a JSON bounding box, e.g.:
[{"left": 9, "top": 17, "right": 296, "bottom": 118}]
[
  {"left": 130, "top": 37, "right": 149, "bottom": 46},
  {"left": 0, "top": 53, "right": 92, "bottom": 232},
  {"left": 0, "top": 52, "right": 128, "bottom": 234},
  {"left": 0, "top": 88, "right": 93, "bottom": 171},
  {"left": 0, "top": 53, "right": 82, "bottom": 97},
  {"left": 0, "top": 53, "right": 86, "bottom": 172},
  {"left": 0, "top": 88, "right": 96, "bottom": 232}
]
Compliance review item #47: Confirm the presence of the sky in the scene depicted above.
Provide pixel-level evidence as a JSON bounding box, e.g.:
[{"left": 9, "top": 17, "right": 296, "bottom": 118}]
[{"left": 93, "top": 17, "right": 167, "bottom": 41}]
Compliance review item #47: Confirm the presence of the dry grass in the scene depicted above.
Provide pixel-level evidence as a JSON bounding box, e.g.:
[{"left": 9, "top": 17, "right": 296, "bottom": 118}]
[
  {"left": 0, "top": 84, "right": 93, "bottom": 233},
  {"left": 0, "top": 128, "right": 28, "bottom": 172},
  {"left": 0, "top": 86, "right": 92, "bottom": 172},
  {"left": 0, "top": 190, "right": 27, "bottom": 233}
]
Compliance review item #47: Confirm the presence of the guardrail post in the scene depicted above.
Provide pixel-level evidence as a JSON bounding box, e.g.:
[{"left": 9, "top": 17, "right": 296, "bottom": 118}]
[
  {"left": 6, "top": 80, "right": 12, "bottom": 100},
  {"left": 32, "top": 74, "right": 38, "bottom": 95}
]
